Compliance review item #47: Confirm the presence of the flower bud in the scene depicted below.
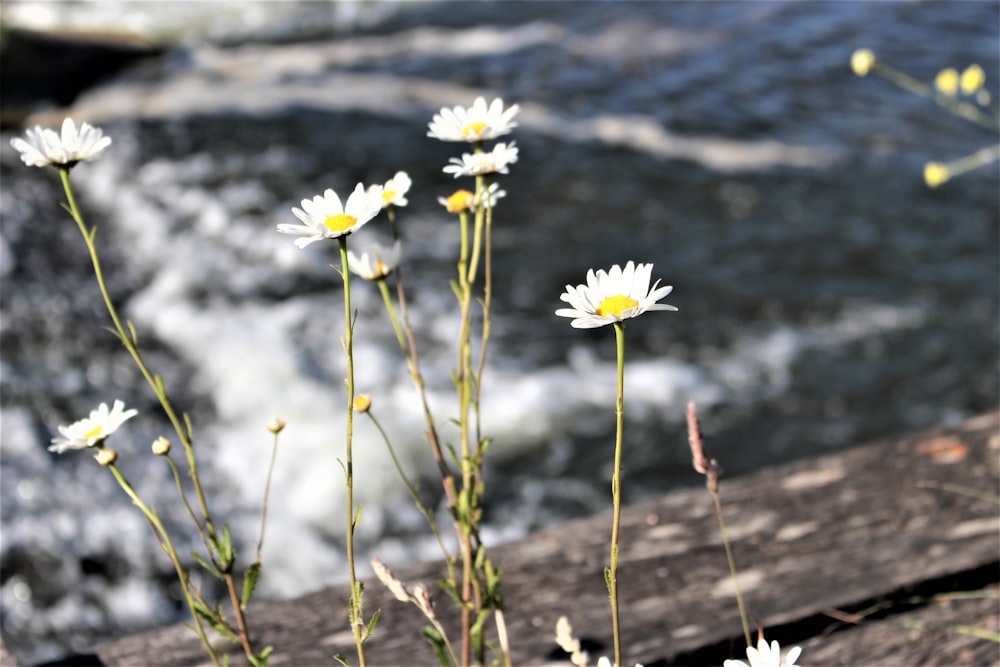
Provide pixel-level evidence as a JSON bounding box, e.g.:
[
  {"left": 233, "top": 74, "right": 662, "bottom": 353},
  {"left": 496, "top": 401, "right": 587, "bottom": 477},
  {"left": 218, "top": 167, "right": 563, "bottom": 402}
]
[
  {"left": 151, "top": 436, "right": 172, "bottom": 456},
  {"left": 353, "top": 395, "right": 372, "bottom": 414},
  {"left": 267, "top": 418, "right": 286, "bottom": 434},
  {"left": 924, "top": 162, "right": 950, "bottom": 189},
  {"left": 850, "top": 49, "right": 875, "bottom": 77},
  {"left": 94, "top": 448, "right": 118, "bottom": 466}
]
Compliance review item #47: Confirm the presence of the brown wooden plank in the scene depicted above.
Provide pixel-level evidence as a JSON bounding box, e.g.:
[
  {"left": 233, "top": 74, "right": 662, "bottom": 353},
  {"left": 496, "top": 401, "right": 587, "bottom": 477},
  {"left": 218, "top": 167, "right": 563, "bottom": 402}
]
[{"left": 93, "top": 412, "right": 999, "bottom": 666}]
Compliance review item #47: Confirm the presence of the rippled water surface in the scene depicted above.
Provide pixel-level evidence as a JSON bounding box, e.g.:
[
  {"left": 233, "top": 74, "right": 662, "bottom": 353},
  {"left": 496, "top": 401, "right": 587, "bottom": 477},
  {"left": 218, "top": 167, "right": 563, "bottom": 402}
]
[{"left": 1, "top": 1, "right": 997, "bottom": 663}]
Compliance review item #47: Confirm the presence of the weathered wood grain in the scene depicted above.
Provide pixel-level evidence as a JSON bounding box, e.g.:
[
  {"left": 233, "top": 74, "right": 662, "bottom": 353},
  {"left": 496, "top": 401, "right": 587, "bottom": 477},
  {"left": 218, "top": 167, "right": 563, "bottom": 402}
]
[{"left": 91, "top": 412, "right": 999, "bottom": 667}]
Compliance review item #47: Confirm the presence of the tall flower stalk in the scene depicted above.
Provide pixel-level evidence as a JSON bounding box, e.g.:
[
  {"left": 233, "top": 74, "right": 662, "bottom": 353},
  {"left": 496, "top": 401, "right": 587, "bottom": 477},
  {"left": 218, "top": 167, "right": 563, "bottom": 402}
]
[
  {"left": 556, "top": 261, "right": 676, "bottom": 665},
  {"left": 279, "top": 181, "right": 384, "bottom": 666},
  {"left": 11, "top": 119, "right": 271, "bottom": 665}
]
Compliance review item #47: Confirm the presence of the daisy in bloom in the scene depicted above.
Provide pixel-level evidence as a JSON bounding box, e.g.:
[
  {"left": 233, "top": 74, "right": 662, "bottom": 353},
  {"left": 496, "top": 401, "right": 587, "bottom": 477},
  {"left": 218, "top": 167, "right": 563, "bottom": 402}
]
[
  {"left": 11, "top": 117, "right": 112, "bottom": 168},
  {"left": 556, "top": 261, "right": 676, "bottom": 329},
  {"left": 438, "top": 183, "right": 506, "bottom": 214},
  {"left": 597, "top": 659, "right": 644, "bottom": 667},
  {"left": 372, "top": 171, "right": 412, "bottom": 208},
  {"left": 427, "top": 96, "right": 520, "bottom": 142},
  {"left": 347, "top": 240, "right": 402, "bottom": 280},
  {"left": 443, "top": 141, "right": 519, "bottom": 178},
  {"left": 278, "top": 183, "right": 384, "bottom": 248},
  {"left": 723, "top": 638, "right": 802, "bottom": 667},
  {"left": 49, "top": 400, "right": 138, "bottom": 454}
]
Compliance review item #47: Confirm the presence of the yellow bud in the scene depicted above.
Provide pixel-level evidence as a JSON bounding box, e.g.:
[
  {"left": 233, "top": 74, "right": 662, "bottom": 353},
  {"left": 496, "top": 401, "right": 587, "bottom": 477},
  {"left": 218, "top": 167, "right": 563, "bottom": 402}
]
[
  {"left": 94, "top": 448, "right": 118, "bottom": 466},
  {"left": 444, "top": 190, "right": 475, "bottom": 213},
  {"left": 924, "top": 162, "right": 950, "bottom": 189},
  {"left": 850, "top": 49, "right": 875, "bottom": 77},
  {"left": 935, "top": 68, "right": 959, "bottom": 96},
  {"left": 353, "top": 395, "right": 372, "bottom": 413},
  {"left": 960, "top": 64, "right": 985, "bottom": 95},
  {"left": 267, "top": 418, "right": 286, "bottom": 434},
  {"left": 151, "top": 436, "right": 172, "bottom": 456}
]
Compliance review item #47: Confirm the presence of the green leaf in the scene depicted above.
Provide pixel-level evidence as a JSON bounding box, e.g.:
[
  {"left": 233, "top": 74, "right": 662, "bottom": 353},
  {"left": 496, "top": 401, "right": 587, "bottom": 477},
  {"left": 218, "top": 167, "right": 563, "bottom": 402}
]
[
  {"left": 191, "top": 551, "right": 225, "bottom": 579},
  {"left": 126, "top": 320, "right": 139, "bottom": 345},
  {"left": 333, "top": 653, "right": 350, "bottom": 666},
  {"left": 604, "top": 566, "right": 613, "bottom": 595},
  {"left": 191, "top": 597, "right": 216, "bottom": 624},
  {"left": 419, "top": 625, "right": 452, "bottom": 667},
  {"left": 223, "top": 525, "right": 236, "bottom": 567},
  {"left": 363, "top": 608, "right": 381, "bottom": 641},
  {"left": 241, "top": 562, "right": 261, "bottom": 609},
  {"left": 353, "top": 504, "right": 363, "bottom": 529}
]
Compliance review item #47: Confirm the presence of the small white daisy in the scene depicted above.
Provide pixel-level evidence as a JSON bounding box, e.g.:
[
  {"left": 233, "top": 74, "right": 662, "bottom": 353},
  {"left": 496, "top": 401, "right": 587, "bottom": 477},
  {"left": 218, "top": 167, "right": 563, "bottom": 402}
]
[
  {"left": 427, "top": 96, "right": 520, "bottom": 142},
  {"left": 723, "top": 638, "right": 802, "bottom": 667},
  {"left": 347, "top": 240, "right": 402, "bottom": 280},
  {"left": 11, "top": 117, "right": 112, "bottom": 168},
  {"left": 556, "top": 261, "right": 676, "bottom": 329},
  {"left": 373, "top": 171, "right": 412, "bottom": 208},
  {"left": 278, "top": 183, "right": 384, "bottom": 248},
  {"left": 596, "top": 658, "right": 644, "bottom": 667},
  {"left": 49, "top": 400, "right": 138, "bottom": 454},
  {"left": 443, "top": 141, "right": 519, "bottom": 178},
  {"left": 437, "top": 183, "right": 506, "bottom": 214}
]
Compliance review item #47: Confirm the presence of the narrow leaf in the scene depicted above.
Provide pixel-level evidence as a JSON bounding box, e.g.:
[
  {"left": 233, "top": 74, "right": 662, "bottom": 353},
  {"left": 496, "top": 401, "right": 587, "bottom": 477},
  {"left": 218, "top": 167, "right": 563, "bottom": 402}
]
[{"left": 241, "top": 562, "right": 261, "bottom": 609}]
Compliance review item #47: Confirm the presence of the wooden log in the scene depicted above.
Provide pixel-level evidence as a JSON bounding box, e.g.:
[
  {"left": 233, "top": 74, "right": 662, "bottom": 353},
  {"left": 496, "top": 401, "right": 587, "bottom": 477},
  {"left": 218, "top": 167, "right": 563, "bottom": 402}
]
[{"left": 90, "top": 412, "right": 998, "bottom": 666}]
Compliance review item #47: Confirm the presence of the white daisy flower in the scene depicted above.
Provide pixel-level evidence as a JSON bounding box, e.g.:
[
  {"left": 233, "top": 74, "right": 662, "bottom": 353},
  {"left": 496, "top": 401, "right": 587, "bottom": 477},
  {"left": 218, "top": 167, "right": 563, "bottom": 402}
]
[
  {"left": 723, "top": 638, "right": 802, "bottom": 667},
  {"left": 437, "top": 183, "right": 506, "bottom": 214},
  {"left": 49, "top": 400, "right": 138, "bottom": 454},
  {"left": 556, "top": 261, "right": 677, "bottom": 329},
  {"left": 278, "top": 183, "right": 384, "bottom": 248},
  {"left": 11, "top": 117, "right": 112, "bottom": 168},
  {"left": 443, "top": 141, "right": 519, "bottom": 178},
  {"left": 596, "top": 658, "right": 644, "bottom": 667},
  {"left": 372, "top": 171, "right": 412, "bottom": 208},
  {"left": 347, "top": 240, "right": 402, "bottom": 280},
  {"left": 427, "top": 96, "right": 520, "bottom": 142}
]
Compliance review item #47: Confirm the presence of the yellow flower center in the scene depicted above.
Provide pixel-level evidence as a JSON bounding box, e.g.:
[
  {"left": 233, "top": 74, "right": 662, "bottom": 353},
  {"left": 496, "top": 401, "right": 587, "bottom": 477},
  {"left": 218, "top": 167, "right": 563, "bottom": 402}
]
[
  {"left": 382, "top": 190, "right": 396, "bottom": 204},
  {"left": 462, "top": 122, "right": 487, "bottom": 138},
  {"left": 375, "top": 260, "right": 387, "bottom": 277},
  {"left": 596, "top": 295, "right": 638, "bottom": 318},
  {"left": 85, "top": 425, "right": 104, "bottom": 440},
  {"left": 324, "top": 213, "right": 358, "bottom": 233},
  {"left": 445, "top": 190, "right": 475, "bottom": 213}
]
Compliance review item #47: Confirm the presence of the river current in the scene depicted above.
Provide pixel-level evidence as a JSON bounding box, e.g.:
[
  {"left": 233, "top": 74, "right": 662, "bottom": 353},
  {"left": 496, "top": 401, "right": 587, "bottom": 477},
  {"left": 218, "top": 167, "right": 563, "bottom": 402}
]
[{"left": 1, "top": 1, "right": 997, "bottom": 663}]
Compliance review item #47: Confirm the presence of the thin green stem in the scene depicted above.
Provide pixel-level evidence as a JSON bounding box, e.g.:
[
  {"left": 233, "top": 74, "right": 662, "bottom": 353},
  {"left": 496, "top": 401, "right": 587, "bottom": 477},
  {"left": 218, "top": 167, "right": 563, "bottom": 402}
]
[
  {"left": 609, "top": 322, "right": 626, "bottom": 667},
  {"left": 871, "top": 61, "right": 999, "bottom": 133},
  {"left": 338, "top": 236, "right": 367, "bottom": 667},
  {"left": 59, "top": 168, "right": 259, "bottom": 660},
  {"left": 106, "top": 463, "right": 222, "bottom": 667},
  {"left": 256, "top": 432, "right": 281, "bottom": 564},
  {"left": 377, "top": 278, "right": 408, "bottom": 352},
  {"left": 59, "top": 168, "right": 218, "bottom": 545},
  {"left": 711, "top": 490, "right": 752, "bottom": 648},
  {"left": 365, "top": 411, "right": 451, "bottom": 565}
]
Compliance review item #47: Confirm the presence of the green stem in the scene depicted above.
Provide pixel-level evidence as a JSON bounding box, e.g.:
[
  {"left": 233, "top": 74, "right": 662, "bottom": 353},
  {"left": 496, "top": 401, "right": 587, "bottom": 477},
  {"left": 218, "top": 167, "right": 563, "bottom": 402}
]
[
  {"left": 60, "top": 168, "right": 259, "bottom": 660},
  {"left": 365, "top": 411, "right": 451, "bottom": 566},
  {"left": 871, "top": 61, "right": 999, "bottom": 133},
  {"left": 609, "top": 322, "right": 626, "bottom": 667},
  {"left": 256, "top": 432, "right": 281, "bottom": 564},
  {"left": 339, "top": 236, "right": 367, "bottom": 667},
  {"left": 106, "top": 463, "right": 222, "bottom": 667},
  {"left": 712, "top": 489, "right": 752, "bottom": 648},
  {"left": 377, "top": 278, "right": 408, "bottom": 352},
  {"left": 59, "top": 168, "right": 219, "bottom": 545}
]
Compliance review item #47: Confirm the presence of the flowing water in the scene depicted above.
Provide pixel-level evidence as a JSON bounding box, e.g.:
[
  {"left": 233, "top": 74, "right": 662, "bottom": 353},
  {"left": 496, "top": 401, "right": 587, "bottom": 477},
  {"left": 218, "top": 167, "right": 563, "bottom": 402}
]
[{"left": 1, "top": 1, "right": 997, "bottom": 663}]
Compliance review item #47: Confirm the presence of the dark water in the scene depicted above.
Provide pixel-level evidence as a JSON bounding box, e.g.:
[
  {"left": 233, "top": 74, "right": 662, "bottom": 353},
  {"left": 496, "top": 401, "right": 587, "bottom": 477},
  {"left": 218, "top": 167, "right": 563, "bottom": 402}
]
[{"left": 1, "top": 1, "right": 997, "bottom": 663}]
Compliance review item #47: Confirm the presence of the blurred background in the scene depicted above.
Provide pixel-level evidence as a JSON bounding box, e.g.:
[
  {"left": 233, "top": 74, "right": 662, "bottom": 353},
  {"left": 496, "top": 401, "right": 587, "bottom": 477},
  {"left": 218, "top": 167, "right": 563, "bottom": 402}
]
[{"left": 1, "top": 1, "right": 997, "bottom": 663}]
